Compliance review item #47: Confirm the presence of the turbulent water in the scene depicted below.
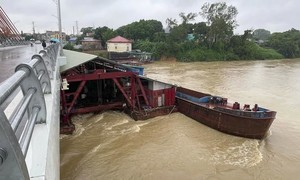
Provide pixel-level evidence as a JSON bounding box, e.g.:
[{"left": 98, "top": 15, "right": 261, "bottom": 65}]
[{"left": 60, "top": 59, "right": 300, "bottom": 179}]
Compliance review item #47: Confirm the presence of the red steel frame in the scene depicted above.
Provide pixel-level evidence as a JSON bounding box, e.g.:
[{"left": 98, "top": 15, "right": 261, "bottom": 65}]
[{"left": 60, "top": 67, "right": 149, "bottom": 126}]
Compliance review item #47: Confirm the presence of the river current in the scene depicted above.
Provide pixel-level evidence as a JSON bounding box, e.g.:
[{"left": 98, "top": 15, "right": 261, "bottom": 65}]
[{"left": 60, "top": 59, "right": 300, "bottom": 179}]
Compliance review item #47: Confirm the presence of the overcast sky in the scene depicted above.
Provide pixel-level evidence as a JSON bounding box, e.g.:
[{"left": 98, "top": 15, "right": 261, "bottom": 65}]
[{"left": 2, "top": 0, "right": 299, "bottom": 35}]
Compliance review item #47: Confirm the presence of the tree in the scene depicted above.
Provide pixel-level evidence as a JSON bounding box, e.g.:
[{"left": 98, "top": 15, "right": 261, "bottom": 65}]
[
  {"left": 200, "top": 2, "right": 238, "bottom": 48},
  {"left": 166, "top": 18, "right": 178, "bottom": 30},
  {"left": 179, "top": 12, "right": 197, "bottom": 25},
  {"left": 253, "top": 29, "right": 271, "bottom": 41},
  {"left": 266, "top": 28, "right": 300, "bottom": 58},
  {"left": 80, "top": 27, "right": 94, "bottom": 36},
  {"left": 94, "top": 26, "right": 116, "bottom": 47},
  {"left": 166, "top": 12, "right": 198, "bottom": 43},
  {"left": 115, "top": 19, "right": 164, "bottom": 41}
]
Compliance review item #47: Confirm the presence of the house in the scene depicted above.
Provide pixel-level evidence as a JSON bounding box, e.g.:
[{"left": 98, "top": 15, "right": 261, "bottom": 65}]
[
  {"left": 80, "top": 37, "right": 102, "bottom": 50},
  {"left": 45, "top": 30, "right": 66, "bottom": 42},
  {"left": 69, "top": 37, "right": 77, "bottom": 45},
  {"left": 107, "top": 36, "right": 132, "bottom": 52}
]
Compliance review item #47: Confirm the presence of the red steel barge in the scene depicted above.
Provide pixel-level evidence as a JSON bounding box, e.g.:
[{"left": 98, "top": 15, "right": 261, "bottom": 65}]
[
  {"left": 175, "top": 87, "right": 276, "bottom": 139},
  {"left": 59, "top": 51, "right": 276, "bottom": 139},
  {"left": 59, "top": 54, "right": 177, "bottom": 134}
]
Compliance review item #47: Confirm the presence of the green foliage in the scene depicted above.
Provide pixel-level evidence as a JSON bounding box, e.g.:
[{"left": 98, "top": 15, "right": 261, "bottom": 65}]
[
  {"left": 75, "top": 1, "right": 291, "bottom": 62},
  {"left": 94, "top": 26, "right": 117, "bottom": 47},
  {"left": 22, "top": 34, "right": 34, "bottom": 41},
  {"left": 80, "top": 27, "right": 93, "bottom": 35},
  {"left": 168, "top": 25, "right": 189, "bottom": 42},
  {"left": 65, "top": 35, "right": 71, "bottom": 41},
  {"left": 134, "top": 40, "right": 174, "bottom": 59},
  {"left": 200, "top": 2, "right": 238, "bottom": 48},
  {"left": 235, "top": 41, "right": 283, "bottom": 60},
  {"left": 98, "top": 51, "right": 108, "bottom": 58},
  {"left": 63, "top": 43, "right": 74, "bottom": 50},
  {"left": 116, "top": 19, "right": 164, "bottom": 41},
  {"left": 253, "top": 29, "right": 271, "bottom": 41},
  {"left": 179, "top": 12, "right": 198, "bottom": 25},
  {"left": 266, "top": 28, "right": 300, "bottom": 58}
]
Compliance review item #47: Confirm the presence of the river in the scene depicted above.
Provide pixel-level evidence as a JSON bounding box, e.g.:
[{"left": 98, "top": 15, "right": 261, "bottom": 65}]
[{"left": 60, "top": 59, "right": 300, "bottom": 179}]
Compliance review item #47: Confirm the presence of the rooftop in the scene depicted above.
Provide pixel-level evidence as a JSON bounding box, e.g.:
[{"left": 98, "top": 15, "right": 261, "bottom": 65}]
[{"left": 107, "top": 36, "right": 132, "bottom": 43}]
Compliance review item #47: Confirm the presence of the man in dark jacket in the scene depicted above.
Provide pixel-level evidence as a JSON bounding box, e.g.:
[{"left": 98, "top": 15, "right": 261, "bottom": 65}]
[{"left": 42, "top": 40, "right": 46, "bottom": 49}]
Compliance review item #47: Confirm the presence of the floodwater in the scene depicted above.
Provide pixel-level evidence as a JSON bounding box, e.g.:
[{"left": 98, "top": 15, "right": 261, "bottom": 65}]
[{"left": 60, "top": 59, "right": 300, "bottom": 179}]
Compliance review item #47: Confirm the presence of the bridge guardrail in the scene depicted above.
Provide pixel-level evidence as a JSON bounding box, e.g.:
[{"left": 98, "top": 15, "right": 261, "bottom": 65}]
[{"left": 0, "top": 43, "right": 60, "bottom": 179}]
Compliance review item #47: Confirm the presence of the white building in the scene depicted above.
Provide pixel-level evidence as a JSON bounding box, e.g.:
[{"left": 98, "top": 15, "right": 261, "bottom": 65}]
[{"left": 107, "top": 36, "right": 132, "bottom": 52}]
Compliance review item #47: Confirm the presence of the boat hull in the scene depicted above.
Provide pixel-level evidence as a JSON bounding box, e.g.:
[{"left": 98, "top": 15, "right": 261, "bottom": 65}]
[
  {"left": 126, "top": 106, "right": 177, "bottom": 120},
  {"left": 176, "top": 87, "right": 276, "bottom": 139}
]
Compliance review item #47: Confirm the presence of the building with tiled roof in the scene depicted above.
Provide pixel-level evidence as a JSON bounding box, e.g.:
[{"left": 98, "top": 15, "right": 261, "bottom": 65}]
[
  {"left": 107, "top": 36, "right": 132, "bottom": 52},
  {"left": 80, "top": 37, "right": 102, "bottom": 50}
]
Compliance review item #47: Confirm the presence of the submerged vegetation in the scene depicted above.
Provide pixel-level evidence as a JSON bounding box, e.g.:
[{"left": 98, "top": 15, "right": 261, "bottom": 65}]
[{"left": 67, "top": 2, "right": 300, "bottom": 61}]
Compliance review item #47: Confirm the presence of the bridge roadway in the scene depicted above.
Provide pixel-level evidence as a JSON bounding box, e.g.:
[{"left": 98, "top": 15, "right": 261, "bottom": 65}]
[
  {"left": 0, "top": 44, "right": 61, "bottom": 179},
  {"left": 0, "top": 45, "right": 43, "bottom": 82}
]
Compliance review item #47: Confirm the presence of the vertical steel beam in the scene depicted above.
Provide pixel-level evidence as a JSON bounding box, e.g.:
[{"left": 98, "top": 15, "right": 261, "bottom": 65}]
[
  {"left": 67, "top": 80, "right": 86, "bottom": 113},
  {"left": 136, "top": 76, "right": 149, "bottom": 106},
  {"left": 113, "top": 78, "right": 133, "bottom": 108}
]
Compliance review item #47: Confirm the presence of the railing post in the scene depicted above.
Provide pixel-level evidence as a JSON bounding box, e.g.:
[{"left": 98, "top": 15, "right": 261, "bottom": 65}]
[
  {"left": 0, "top": 110, "right": 29, "bottom": 180},
  {"left": 39, "top": 50, "right": 54, "bottom": 79},
  {"left": 0, "top": 42, "right": 61, "bottom": 179},
  {"left": 15, "top": 64, "right": 46, "bottom": 124},
  {"left": 31, "top": 54, "right": 52, "bottom": 94}
]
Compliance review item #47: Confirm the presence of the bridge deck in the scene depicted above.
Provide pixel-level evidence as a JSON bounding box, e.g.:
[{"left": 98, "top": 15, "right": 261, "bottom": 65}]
[{"left": 0, "top": 45, "right": 43, "bottom": 82}]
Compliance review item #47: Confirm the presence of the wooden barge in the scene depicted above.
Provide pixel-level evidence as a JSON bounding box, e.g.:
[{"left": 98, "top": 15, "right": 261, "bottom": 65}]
[{"left": 175, "top": 87, "right": 276, "bottom": 139}]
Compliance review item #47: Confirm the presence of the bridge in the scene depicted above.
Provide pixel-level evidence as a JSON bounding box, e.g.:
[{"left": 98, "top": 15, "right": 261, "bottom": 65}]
[
  {"left": 0, "top": 5, "right": 178, "bottom": 180},
  {"left": 0, "top": 6, "right": 26, "bottom": 47},
  {"left": 0, "top": 44, "right": 62, "bottom": 179}
]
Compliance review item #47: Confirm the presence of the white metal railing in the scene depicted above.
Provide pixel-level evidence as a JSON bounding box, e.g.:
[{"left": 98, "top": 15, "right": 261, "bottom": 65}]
[{"left": 0, "top": 43, "right": 60, "bottom": 179}]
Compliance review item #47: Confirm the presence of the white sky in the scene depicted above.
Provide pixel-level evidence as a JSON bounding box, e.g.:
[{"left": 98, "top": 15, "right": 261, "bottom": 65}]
[{"left": 1, "top": 0, "right": 299, "bottom": 35}]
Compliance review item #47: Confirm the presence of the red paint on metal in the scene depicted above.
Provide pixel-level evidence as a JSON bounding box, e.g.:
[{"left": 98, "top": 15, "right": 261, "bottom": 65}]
[
  {"left": 64, "top": 71, "right": 134, "bottom": 82},
  {"left": 144, "top": 87, "right": 176, "bottom": 108},
  {"left": 113, "top": 78, "right": 133, "bottom": 108},
  {"left": 130, "top": 75, "right": 136, "bottom": 109},
  {"left": 136, "top": 76, "right": 149, "bottom": 106},
  {"left": 72, "top": 102, "right": 124, "bottom": 114},
  {"left": 67, "top": 80, "right": 86, "bottom": 113}
]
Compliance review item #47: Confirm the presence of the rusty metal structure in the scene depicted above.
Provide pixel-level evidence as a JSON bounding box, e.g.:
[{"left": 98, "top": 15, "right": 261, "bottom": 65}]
[
  {"left": 0, "top": 6, "right": 23, "bottom": 46},
  {"left": 60, "top": 56, "right": 176, "bottom": 133}
]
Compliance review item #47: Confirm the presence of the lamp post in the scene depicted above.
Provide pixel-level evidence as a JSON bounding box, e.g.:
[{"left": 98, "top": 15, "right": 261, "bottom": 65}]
[
  {"left": 57, "top": 0, "right": 62, "bottom": 43},
  {"left": 52, "top": 0, "right": 62, "bottom": 43}
]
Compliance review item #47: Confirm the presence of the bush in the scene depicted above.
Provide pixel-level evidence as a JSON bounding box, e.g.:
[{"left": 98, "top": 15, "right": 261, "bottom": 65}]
[{"left": 63, "top": 43, "right": 74, "bottom": 50}]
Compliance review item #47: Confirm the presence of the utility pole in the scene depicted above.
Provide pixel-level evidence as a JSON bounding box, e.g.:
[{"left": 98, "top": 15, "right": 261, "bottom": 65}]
[
  {"left": 32, "top": 21, "right": 35, "bottom": 35},
  {"left": 72, "top": 26, "right": 75, "bottom": 35},
  {"left": 57, "top": 0, "right": 62, "bottom": 43},
  {"left": 76, "top": 21, "right": 79, "bottom": 36}
]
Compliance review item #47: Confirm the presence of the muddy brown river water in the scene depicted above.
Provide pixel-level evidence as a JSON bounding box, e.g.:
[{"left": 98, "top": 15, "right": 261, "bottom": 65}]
[{"left": 60, "top": 59, "right": 300, "bottom": 179}]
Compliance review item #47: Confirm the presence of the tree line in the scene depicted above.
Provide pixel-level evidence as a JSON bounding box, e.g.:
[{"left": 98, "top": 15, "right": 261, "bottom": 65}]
[{"left": 67, "top": 2, "right": 300, "bottom": 61}]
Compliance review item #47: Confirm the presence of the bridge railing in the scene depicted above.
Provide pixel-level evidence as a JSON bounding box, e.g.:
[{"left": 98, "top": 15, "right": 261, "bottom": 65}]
[{"left": 0, "top": 43, "right": 60, "bottom": 179}]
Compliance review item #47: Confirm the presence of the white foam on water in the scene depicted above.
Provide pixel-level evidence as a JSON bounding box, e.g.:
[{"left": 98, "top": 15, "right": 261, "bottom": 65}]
[
  {"left": 265, "top": 130, "right": 272, "bottom": 138},
  {"left": 121, "top": 125, "right": 141, "bottom": 134},
  {"left": 59, "top": 134, "right": 69, "bottom": 140},
  {"left": 104, "top": 118, "right": 129, "bottom": 130},
  {"left": 71, "top": 123, "right": 85, "bottom": 138},
  {"left": 137, "top": 122, "right": 150, "bottom": 128},
  {"left": 72, "top": 113, "right": 94, "bottom": 122},
  {"left": 210, "top": 139, "right": 263, "bottom": 167},
  {"left": 90, "top": 144, "right": 102, "bottom": 153},
  {"left": 94, "top": 113, "right": 104, "bottom": 123}
]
